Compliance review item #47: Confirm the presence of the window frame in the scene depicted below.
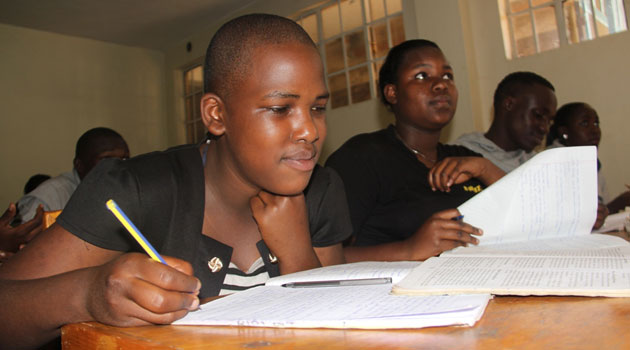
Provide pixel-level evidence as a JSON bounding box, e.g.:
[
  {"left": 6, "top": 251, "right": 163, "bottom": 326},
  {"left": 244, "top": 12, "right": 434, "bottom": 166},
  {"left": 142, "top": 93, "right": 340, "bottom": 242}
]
[{"left": 294, "top": 0, "right": 405, "bottom": 109}]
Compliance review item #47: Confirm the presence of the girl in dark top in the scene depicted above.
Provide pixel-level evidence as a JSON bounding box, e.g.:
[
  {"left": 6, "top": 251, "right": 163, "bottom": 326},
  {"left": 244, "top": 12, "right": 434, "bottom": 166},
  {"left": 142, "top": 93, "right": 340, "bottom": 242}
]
[
  {"left": 326, "top": 39, "right": 505, "bottom": 263},
  {"left": 546, "top": 102, "right": 628, "bottom": 223},
  {"left": 0, "top": 14, "right": 351, "bottom": 349}
]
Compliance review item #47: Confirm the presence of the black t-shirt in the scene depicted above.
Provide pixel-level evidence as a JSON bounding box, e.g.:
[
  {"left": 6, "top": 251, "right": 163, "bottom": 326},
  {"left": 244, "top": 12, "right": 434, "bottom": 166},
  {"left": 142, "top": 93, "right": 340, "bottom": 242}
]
[
  {"left": 326, "top": 125, "right": 484, "bottom": 246},
  {"left": 58, "top": 145, "right": 351, "bottom": 297}
]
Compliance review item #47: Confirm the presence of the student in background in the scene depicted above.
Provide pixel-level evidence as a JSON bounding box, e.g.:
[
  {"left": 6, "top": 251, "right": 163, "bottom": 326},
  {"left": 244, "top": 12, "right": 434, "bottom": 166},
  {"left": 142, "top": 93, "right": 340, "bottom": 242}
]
[
  {"left": 546, "top": 102, "right": 629, "bottom": 220},
  {"left": 16, "top": 127, "right": 130, "bottom": 222},
  {"left": 0, "top": 14, "right": 351, "bottom": 349},
  {"left": 23, "top": 174, "right": 51, "bottom": 194},
  {"left": 326, "top": 39, "right": 504, "bottom": 263},
  {"left": 454, "top": 71, "right": 557, "bottom": 173}
]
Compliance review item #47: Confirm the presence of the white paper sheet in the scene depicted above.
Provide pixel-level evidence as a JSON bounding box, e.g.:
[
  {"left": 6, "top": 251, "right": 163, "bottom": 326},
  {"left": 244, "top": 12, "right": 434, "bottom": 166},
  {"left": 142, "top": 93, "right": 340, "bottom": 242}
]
[{"left": 174, "top": 284, "right": 491, "bottom": 329}]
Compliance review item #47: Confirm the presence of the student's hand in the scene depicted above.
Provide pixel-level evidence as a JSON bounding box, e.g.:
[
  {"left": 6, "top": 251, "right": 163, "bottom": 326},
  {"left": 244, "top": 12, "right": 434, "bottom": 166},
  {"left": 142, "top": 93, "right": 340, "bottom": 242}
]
[
  {"left": 406, "top": 208, "right": 482, "bottom": 260},
  {"left": 250, "top": 191, "right": 320, "bottom": 274},
  {"left": 0, "top": 203, "right": 43, "bottom": 253},
  {"left": 85, "top": 253, "right": 200, "bottom": 327},
  {"left": 593, "top": 202, "right": 609, "bottom": 230},
  {"left": 429, "top": 157, "right": 505, "bottom": 192}
]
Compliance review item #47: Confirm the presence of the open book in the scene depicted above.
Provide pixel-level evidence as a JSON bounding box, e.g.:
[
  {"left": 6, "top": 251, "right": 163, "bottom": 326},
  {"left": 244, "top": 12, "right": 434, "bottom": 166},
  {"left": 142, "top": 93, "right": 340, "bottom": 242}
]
[
  {"left": 393, "top": 146, "right": 630, "bottom": 297},
  {"left": 174, "top": 261, "right": 491, "bottom": 329}
]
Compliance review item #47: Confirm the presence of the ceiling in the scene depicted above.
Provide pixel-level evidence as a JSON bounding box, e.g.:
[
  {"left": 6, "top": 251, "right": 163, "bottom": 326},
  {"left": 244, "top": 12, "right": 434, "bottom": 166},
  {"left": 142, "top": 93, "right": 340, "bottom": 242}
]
[{"left": 0, "top": 0, "right": 258, "bottom": 50}]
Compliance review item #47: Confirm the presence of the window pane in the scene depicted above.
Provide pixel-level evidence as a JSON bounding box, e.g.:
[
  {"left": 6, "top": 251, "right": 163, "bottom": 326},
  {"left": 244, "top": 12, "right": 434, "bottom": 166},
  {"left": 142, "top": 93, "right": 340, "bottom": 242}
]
[
  {"left": 373, "top": 60, "right": 384, "bottom": 97},
  {"left": 349, "top": 66, "right": 371, "bottom": 103},
  {"left": 512, "top": 12, "right": 536, "bottom": 57},
  {"left": 366, "top": 0, "right": 385, "bottom": 22},
  {"left": 509, "top": 0, "right": 529, "bottom": 13},
  {"left": 385, "top": 0, "right": 402, "bottom": 14},
  {"left": 301, "top": 14, "right": 319, "bottom": 42},
  {"left": 369, "top": 21, "right": 389, "bottom": 58},
  {"left": 564, "top": 0, "right": 596, "bottom": 43},
  {"left": 593, "top": 0, "right": 628, "bottom": 37},
  {"left": 328, "top": 73, "right": 349, "bottom": 109},
  {"left": 389, "top": 15, "right": 405, "bottom": 46},
  {"left": 185, "top": 97, "right": 193, "bottom": 121},
  {"left": 531, "top": 0, "right": 553, "bottom": 7},
  {"left": 534, "top": 6, "right": 559, "bottom": 52},
  {"left": 325, "top": 38, "right": 345, "bottom": 74},
  {"left": 345, "top": 29, "right": 367, "bottom": 67},
  {"left": 191, "top": 66, "right": 203, "bottom": 93},
  {"left": 193, "top": 93, "right": 202, "bottom": 119},
  {"left": 184, "top": 70, "right": 192, "bottom": 95},
  {"left": 340, "top": 0, "right": 363, "bottom": 32},
  {"left": 322, "top": 3, "right": 341, "bottom": 39}
]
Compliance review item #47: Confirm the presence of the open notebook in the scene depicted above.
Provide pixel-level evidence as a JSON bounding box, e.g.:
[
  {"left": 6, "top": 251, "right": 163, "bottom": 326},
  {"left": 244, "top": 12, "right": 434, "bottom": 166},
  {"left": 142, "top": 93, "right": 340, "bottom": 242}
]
[
  {"left": 174, "top": 261, "right": 491, "bottom": 329},
  {"left": 393, "top": 146, "right": 630, "bottom": 297}
]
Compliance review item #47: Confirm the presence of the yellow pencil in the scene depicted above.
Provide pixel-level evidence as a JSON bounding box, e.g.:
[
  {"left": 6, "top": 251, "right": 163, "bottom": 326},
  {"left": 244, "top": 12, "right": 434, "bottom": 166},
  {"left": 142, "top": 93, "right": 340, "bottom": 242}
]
[{"left": 106, "top": 199, "right": 166, "bottom": 264}]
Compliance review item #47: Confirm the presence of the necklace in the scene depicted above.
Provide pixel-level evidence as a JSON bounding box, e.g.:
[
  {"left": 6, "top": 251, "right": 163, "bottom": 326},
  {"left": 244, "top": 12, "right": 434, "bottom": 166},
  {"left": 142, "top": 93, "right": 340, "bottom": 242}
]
[{"left": 394, "top": 130, "right": 437, "bottom": 163}]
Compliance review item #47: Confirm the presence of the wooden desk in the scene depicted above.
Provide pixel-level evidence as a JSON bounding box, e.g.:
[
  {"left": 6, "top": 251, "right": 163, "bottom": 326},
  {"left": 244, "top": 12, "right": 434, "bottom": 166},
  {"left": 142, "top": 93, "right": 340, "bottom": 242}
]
[{"left": 62, "top": 295, "right": 630, "bottom": 350}]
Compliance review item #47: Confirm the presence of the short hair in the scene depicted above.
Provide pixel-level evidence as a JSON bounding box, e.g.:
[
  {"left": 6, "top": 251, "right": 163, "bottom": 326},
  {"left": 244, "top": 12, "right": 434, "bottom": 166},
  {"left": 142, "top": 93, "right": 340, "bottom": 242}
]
[
  {"left": 378, "top": 39, "right": 440, "bottom": 109},
  {"left": 546, "top": 102, "right": 590, "bottom": 146},
  {"left": 23, "top": 174, "right": 51, "bottom": 194},
  {"left": 204, "top": 13, "right": 316, "bottom": 100},
  {"left": 75, "top": 127, "right": 127, "bottom": 162},
  {"left": 493, "top": 71, "right": 555, "bottom": 111}
]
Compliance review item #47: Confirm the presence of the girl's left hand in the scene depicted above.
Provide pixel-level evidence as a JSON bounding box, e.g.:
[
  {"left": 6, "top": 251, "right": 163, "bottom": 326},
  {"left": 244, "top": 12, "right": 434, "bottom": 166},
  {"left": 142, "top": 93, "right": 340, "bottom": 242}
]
[
  {"left": 429, "top": 157, "right": 505, "bottom": 192},
  {"left": 250, "top": 191, "right": 320, "bottom": 273}
]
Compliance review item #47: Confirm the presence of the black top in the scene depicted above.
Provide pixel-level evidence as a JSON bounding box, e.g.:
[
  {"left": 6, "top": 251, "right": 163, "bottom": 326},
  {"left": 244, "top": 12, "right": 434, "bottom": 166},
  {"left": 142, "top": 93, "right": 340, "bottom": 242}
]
[
  {"left": 58, "top": 144, "right": 352, "bottom": 298},
  {"left": 325, "top": 125, "right": 484, "bottom": 246}
]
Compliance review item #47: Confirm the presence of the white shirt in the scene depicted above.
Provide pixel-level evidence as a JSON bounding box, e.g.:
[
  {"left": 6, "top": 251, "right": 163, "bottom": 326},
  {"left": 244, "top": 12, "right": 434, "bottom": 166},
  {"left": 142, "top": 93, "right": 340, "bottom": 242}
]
[{"left": 17, "top": 169, "right": 80, "bottom": 222}]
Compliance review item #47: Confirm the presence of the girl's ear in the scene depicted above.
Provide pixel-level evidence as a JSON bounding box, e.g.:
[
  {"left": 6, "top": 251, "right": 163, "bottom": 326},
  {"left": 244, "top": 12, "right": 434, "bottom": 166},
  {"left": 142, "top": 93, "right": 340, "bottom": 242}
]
[
  {"left": 201, "top": 93, "right": 226, "bottom": 137},
  {"left": 383, "top": 84, "right": 398, "bottom": 105}
]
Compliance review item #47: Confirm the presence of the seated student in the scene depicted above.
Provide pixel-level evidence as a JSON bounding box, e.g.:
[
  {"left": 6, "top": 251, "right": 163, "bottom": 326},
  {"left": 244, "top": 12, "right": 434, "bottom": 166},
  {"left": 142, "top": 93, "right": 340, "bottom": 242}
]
[
  {"left": 23, "top": 174, "right": 51, "bottom": 195},
  {"left": 17, "top": 127, "right": 130, "bottom": 222},
  {"left": 454, "top": 71, "right": 557, "bottom": 173},
  {"left": 325, "top": 39, "right": 504, "bottom": 263},
  {"left": 0, "top": 13, "right": 351, "bottom": 349},
  {"left": 546, "top": 102, "right": 629, "bottom": 217}
]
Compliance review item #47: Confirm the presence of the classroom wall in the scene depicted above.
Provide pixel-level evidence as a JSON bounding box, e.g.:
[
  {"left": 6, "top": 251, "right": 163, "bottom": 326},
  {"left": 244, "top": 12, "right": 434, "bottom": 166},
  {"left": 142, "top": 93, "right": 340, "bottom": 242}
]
[
  {"left": 0, "top": 23, "right": 168, "bottom": 206},
  {"left": 460, "top": 0, "right": 630, "bottom": 203}
]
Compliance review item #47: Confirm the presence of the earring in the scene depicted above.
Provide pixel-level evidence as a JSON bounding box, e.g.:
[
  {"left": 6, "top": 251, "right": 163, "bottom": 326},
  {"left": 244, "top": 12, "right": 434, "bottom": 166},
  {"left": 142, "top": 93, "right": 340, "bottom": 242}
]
[{"left": 562, "top": 134, "right": 568, "bottom": 140}]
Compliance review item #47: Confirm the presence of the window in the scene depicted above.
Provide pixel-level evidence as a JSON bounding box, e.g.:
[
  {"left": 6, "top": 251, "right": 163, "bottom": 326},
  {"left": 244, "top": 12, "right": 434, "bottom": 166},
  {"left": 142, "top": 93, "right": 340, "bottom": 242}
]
[
  {"left": 183, "top": 65, "right": 206, "bottom": 144},
  {"left": 295, "top": 0, "right": 405, "bottom": 109},
  {"left": 498, "top": 0, "right": 627, "bottom": 59}
]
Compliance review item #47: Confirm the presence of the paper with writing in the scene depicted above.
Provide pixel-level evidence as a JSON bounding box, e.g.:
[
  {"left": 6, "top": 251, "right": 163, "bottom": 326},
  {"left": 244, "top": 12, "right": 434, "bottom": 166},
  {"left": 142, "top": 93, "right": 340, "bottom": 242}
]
[
  {"left": 393, "top": 147, "right": 630, "bottom": 297},
  {"left": 458, "top": 146, "right": 598, "bottom": 245},
  {"left": 174, "top": 284, "right": 491, "bottom": 329}
]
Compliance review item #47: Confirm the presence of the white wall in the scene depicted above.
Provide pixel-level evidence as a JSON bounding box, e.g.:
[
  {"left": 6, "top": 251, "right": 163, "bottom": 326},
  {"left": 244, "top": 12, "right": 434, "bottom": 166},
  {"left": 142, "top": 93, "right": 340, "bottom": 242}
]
[
  {"left": 0, "top": 23, "right": 168, "bottom": 206},
  {"left": 461, "top": 0, "right": 630, "bottom": 202}
]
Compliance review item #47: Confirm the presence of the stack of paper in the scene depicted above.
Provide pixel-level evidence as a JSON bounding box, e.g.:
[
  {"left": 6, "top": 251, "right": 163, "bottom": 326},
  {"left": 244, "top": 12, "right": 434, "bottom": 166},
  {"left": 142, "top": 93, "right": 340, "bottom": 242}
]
[{"left": 392, "top": 147, "right": 630, "bottom": 297}]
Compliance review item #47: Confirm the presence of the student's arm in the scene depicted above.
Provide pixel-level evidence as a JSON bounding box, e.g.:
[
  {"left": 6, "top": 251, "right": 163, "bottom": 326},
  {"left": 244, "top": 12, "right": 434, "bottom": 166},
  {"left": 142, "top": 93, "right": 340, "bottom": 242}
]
[
  {"left": 344, "top": 209, "right": 482, "bottom": 262},
  {"left": 607, "top": 191, "right": 630, "bottom": 214},
  {"left": 0, "top": 203, "right": 43, "bottom": 254},
  {"left": 429, "top": 157, "right": 505, "bottom": 192},
  {"left": 250, "top": 191, "right": 321, "bottom": 274},
  {"left": 0, "top": 224, "right": 200, "bottom": 349}
]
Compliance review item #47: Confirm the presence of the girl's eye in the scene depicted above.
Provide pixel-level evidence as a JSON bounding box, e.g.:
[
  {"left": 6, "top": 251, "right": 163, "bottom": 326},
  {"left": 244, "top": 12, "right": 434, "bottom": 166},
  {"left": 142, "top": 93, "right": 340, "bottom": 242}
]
[
  {"left": 415, "top": 72, "right": 428, "bottom": 80},
  {"left": 269, "top": 106, "right": 289, "bottom": 114},
  {"left": 311, "top": 105, "right": 327, "bottom": 113},
  {"left": 442, "top": 73, "right": 454, "bottom": 80}
]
